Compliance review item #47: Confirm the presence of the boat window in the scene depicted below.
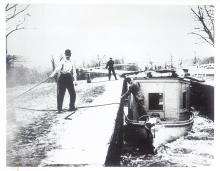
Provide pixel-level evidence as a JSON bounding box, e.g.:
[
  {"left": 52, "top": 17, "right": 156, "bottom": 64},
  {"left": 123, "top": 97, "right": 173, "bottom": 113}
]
[
  {"left": 149, "top": 93, "right": 163, "bottom": 110},
  {"left": 183, "top": 92, "right": 187, "bottom": 109}
]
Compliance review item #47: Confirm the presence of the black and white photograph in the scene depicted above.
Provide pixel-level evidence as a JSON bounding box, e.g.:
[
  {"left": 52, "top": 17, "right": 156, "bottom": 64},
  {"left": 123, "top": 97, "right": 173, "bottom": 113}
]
[{"left": 1, "top": 0, "right": 218, "bottom": 168}]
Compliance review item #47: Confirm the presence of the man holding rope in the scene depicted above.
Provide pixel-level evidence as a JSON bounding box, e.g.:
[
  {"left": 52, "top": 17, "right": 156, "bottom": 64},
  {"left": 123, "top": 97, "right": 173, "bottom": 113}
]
[{"left": 49, "top": 49, "right": 77, "bottom": 113}]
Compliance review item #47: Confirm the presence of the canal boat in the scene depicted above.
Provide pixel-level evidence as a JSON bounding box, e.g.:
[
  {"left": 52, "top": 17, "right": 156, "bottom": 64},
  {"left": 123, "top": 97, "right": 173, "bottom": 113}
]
[{"left": 122, "top": 71, "right": 194, "bottom": 151}]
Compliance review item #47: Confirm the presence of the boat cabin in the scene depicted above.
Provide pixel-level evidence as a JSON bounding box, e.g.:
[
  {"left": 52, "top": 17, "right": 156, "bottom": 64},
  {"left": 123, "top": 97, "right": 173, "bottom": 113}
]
[{"left": 128, "top": 77, "right": 191, "bottom": 121}]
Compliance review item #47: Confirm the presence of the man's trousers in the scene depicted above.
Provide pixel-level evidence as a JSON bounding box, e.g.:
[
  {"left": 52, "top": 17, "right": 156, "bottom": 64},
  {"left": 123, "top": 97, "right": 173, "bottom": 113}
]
[
  {"left": 57, "top": 73, "right": 76, "bottom": 111},
  {"left": 108, "top": 68, "right": 117, "bottom": 80}
]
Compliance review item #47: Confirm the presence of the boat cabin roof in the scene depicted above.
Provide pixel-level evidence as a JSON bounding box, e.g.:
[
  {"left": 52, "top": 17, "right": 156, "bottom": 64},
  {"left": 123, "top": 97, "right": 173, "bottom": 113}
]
[{"left": 133, "top": 77, "right": 190, "bottom": 83}]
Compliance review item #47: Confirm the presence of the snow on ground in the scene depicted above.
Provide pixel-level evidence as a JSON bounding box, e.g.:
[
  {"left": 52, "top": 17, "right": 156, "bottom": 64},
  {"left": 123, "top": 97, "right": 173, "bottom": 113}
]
[
  {"left": 6, "top": 77, "right": 123, "bottom": 166},
  {"left": 40, "top": 78, "right": 123, "bottom": 166}
]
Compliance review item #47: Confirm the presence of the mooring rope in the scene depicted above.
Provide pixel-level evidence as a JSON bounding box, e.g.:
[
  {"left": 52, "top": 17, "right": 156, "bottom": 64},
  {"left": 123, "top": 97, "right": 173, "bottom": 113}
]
[
  {"left": 16, "top": 102, "right": 120, "bottom": 112},
  {"left": 15, "top": 107, "right": 57, "bottom": 112},
  {"left": 122, "top": 110, "right": 139, "bottom": 124},
  {"left": 12, "top": 77, "right": 51, "bottom": 100}
]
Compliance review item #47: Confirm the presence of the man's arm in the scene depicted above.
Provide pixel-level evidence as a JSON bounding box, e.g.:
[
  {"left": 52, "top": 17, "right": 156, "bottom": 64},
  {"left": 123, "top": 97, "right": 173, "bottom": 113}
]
[
  {"left": 105, "top": 61, "right": 109, "bottom": 69},
  {"left": 121, "top": 89, "right": 131, "bottom": 101},
  {"left": 71, "top": 66, "right": 77, "bottom": 82},
  {"left": 49, "top": 60, "right": 63, "bottom": 78}
]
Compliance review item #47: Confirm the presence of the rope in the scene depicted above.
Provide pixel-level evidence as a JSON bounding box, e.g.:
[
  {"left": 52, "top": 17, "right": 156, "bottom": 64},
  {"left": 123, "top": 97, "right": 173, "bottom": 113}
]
[
  {"left": 122, "top": 109, "right": 151, "bottom": 127},
  {"left": 122, "top": 110, "right": 140, "bottom": 124},
  {"left": 77, "top": 102, "right": 120, "bottom": 109},
  {"left": 13, "top": 77, "right": 51, "bottom": 100},
  {"left": 11, "top": 77, "right": 120, "bottom": 101},
  {"left": 16, "top": 102, "right": 120, "bottom": 112},
  {"left": 16, "top": 107, "right": 57, "bottom": 112}
]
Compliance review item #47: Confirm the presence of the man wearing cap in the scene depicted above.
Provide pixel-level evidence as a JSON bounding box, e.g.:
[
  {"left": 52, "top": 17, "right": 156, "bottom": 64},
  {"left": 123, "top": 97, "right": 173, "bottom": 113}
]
[
  {"left": 121, "top": 77, "right": 147, "bottom": 120},
  {"left": 106, "top": 58, "right": 117, "bottom": 80},
  {"left": 49, "top": 49, "right": 77, "bottom": 113}
]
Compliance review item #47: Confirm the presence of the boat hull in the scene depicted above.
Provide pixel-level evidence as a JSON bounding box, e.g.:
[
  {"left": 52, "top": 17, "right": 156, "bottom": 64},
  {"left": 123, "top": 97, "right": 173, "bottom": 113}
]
[
  {"left": 123, "top": 110, "right": 194, "bottom": 152},
  {"left": 152, "top": 114, "right": 194, "bottom": 148}
]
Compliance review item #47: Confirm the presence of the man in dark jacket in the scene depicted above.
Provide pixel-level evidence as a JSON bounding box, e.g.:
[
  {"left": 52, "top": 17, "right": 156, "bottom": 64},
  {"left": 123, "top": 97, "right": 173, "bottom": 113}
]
[
  {"left": 106, "top": 58, "right": 117, "bottom": 80},
  {"left": 121, "top": 77, "right": 147, "bottom": 119},
  {"left": 121, "top": 77, "right": 155, "bottom": 154}
]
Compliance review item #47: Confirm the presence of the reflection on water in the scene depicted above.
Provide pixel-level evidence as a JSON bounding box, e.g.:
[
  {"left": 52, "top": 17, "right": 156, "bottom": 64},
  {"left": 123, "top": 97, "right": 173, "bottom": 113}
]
[{"left": 120, "top": 114, "right": 214, "bottom": 167}]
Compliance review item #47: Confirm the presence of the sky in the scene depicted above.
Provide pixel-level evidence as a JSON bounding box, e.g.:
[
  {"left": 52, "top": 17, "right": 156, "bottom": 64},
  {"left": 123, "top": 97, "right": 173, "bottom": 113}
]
[{"left": 7, "top": 3, "right": 215, "bottom": 71}]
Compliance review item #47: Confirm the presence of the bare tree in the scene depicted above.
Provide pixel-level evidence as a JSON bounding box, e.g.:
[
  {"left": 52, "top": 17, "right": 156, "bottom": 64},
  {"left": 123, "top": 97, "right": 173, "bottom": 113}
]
[
  {"left": 97, "top": 54, "right": 106, "bottom": 66},
  {"left": 6, "top": 54, "right": 24, "bottom": 70},
  {"left": 190, "top": 5, "right": 215, "bottom": 47},
  {"left": 6, "top": 4, "right": 31, "bottom": 55}
]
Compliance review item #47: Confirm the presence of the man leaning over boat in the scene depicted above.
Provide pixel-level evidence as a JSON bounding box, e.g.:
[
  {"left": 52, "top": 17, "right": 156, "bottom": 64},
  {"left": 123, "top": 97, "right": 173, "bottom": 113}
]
[
  {"left": 121, "top": 77, "right": 156, "bottom": 154},
  {"left": 121, "top": 77, "right": 148, "bottom": 121}
]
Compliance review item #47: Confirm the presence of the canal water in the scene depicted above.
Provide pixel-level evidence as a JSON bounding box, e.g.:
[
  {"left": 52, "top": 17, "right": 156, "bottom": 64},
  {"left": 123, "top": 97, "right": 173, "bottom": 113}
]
[{"left": 120, "top": 113, "right": 214, "bottom": 167}]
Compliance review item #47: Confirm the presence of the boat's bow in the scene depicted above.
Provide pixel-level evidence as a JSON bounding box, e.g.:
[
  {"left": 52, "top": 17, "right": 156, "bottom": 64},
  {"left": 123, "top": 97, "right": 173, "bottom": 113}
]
[{"left": 151, "top": 113, "right": 194, "bottom": 148}]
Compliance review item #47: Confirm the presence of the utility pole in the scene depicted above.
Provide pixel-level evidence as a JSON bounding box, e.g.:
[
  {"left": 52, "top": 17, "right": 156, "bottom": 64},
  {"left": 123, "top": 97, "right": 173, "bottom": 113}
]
[
  {"left": 193, "top": 51, "right": 197, "bottom": 65},
  {"left": 179, "top": 58, "right": 182, "bottom": 67},
  {"left": 6, "top": 38, "right": 8, "bottom": 56},
  {"left": 170, "top": 55, "right": 173, "bottom": 68}
]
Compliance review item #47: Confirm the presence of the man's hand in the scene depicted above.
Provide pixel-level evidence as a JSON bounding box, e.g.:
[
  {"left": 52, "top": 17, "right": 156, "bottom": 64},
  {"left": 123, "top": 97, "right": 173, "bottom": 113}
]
[
  {"left": 49, "top": 73, "right": 54, "bottom": 78},
  {"left": 120, "top": 97, "right": 125, "bottom": 103}
]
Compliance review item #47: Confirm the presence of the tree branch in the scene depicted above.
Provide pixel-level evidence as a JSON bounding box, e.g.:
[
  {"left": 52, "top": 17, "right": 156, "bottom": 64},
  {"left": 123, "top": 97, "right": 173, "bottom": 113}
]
[
  {"left": 6, "top": 4, "right": 30, "bottom": 22},
  {"left": 189, "top": 32, "right": 214, "bottom": 47},
  {"left": 198, "top": 6, "right": 204, "bottom": 19},
  {"left": 6, "top": 14, "right": 29, "bottom": 38},
  {"left": 190, "top": 5, "right": 215, "bottom": 47},
  {"left": 204, "top": 5, "right": 215, "bottom": 37},
  {"left": 199, "top": 18, "right": 214, "bottom": 44},
  {"left": 17, "top": 15, "right": 27, "bottom": 27},
  {"left": 6, "top": 27, "right": 25, "bottom": 38},
  {"left": 6, "top": 4, "right": 18, "bottom": 11},
  {"left": 191, "top": 8, "right": 200, "bottom": 18},
  {"left": 5, "top": 4, "right": 9, "bottom": 11},
  {"left": 6, "top": 5, "right": 17, "bottom": 21}
]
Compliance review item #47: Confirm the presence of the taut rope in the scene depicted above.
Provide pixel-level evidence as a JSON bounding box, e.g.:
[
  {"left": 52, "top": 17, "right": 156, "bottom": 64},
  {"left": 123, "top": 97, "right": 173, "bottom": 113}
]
[
  {"left": 13, "top": 77, "right": 51, "bottom": 100},
  {"left": 16, "top": 102, "right": 120, "bottom": 112}
]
